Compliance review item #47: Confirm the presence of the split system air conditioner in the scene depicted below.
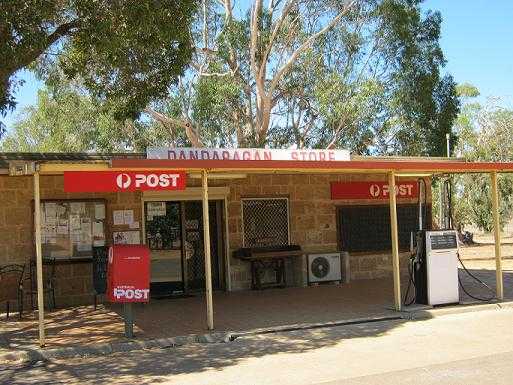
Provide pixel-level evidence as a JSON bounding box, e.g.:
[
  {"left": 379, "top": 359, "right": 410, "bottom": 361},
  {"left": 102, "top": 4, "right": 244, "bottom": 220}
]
[{"left": 307, "top": 252, "right": 342, "bottom": 284}]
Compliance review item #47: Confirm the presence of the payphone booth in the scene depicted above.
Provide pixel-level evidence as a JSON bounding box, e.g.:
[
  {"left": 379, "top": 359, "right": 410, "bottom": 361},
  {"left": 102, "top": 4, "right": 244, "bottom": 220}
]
[{"left": 107, "top": 245, "right": 150, "bottom": 337}]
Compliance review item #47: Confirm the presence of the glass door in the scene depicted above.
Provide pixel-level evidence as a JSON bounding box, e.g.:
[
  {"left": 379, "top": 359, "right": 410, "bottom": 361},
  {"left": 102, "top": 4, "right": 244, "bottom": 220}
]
[
  {"left": 145, "top": 201, "right": 184, "bottom": 295},
  {"left": 184, "top": 201, "right": 223, "bottom": 291},
  {"left": 144, "top": 200, "right": 225, "bottom": 296}
]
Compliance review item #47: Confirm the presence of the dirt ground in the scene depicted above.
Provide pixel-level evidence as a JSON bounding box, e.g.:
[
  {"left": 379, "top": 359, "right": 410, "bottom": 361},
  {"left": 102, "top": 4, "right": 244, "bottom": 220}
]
[{"left": 458, "top": 232, "right": 513, "bottom": 260}]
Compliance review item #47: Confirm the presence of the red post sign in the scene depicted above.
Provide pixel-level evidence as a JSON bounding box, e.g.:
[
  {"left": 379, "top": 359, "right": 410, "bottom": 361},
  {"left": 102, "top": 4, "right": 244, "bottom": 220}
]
[
  {"left": 331, "top": 181, "right": 419, "bottom": 200},
  {"left": 64, "top": 171, "right": 186, "bottom": 192},
  {"left": 107, "top": 245, "right": 150, "bottom": 303}
]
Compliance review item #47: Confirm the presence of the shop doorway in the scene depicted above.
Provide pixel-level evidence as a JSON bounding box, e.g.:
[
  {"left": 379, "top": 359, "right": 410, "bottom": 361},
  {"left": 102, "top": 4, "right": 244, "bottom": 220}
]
[{"left": 144, "top": 200, "right": 225, "bottom": 296}]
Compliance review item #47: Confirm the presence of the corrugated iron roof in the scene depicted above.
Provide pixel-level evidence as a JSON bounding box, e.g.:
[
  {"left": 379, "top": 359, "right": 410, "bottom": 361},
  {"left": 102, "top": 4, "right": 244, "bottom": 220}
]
[{"left": 0, "top": 152, "right": 145, "bottom": 168}]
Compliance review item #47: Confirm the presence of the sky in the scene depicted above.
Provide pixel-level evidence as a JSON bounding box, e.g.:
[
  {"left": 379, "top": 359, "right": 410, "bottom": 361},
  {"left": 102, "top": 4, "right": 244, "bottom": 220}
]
[
  {"left": 423, "top": 0, "right": 513, "bottom": 106},
  {"left": 2, "top": 0, "right": 513, "bottom": 131}
]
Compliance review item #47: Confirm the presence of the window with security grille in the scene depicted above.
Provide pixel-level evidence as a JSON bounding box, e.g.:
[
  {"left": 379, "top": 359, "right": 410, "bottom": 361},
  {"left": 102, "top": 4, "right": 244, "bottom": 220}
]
[
  {"left": 337, "top": 204, "right": 432, "bottom": 252},
  {"left": 242, "top": 198, "right": 290, "bottom": 247}
]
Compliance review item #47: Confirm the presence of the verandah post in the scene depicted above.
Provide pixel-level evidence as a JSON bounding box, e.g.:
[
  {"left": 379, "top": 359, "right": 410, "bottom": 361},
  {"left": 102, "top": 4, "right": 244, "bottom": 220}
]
[
  {"left": 202, "top": 170, "right": 214, "bottom": 329},
  {"left": 388, "top": 171, "right": 402, "bottom": 311},
  {"left": 34, "top": 170, "right": 46, "bottom": 347},
  {"left": 491, "top": 171, "right": 504, "bottom": 300}
]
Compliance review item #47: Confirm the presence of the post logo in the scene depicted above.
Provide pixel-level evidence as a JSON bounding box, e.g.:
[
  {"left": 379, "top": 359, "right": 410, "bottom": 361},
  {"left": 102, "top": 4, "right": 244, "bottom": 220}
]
[
  {"left": 116, "top": 173, "right": 132, "bottom": 189},
  {"left": 369, "top": 183, "right": 414, "bottom": 198},
  {"left": 369, "top": 184, "right": 380, "bottom": 197},
  {"left": 115, "top": 173, "right": 181, "bottom": 190},
  {"left": 113, "top": 287, "right": 150, "bottom": 300}
]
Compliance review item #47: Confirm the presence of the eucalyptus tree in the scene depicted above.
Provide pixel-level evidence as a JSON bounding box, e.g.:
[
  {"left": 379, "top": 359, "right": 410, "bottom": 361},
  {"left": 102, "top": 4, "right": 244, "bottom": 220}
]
[
  {"left": 0, "top": 0, "right": 198, "bottom": 133},
  {"left": 451, "top": 89, "right": 513, "bottom": 231},
  {"left": 148, "top": 0, "right": 459, "bottom": 155}
]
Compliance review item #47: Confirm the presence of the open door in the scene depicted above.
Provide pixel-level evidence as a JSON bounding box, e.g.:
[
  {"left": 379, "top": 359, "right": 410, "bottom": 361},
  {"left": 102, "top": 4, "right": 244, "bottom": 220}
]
[{"left": 145, "top": 200, "right": 225, "bottom": 296}]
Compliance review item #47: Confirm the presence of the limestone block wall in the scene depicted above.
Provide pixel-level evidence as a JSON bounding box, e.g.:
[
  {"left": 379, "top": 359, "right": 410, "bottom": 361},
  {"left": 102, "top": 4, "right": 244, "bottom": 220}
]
[
  {"left": 0, "top": 172, "right": 431, "bottom": 304},
  {"left": 224, "top": 174, "right": 431, "bottom": 290},
  {"left": 0, "top": 174, "right": 143, "bottom": 307}
]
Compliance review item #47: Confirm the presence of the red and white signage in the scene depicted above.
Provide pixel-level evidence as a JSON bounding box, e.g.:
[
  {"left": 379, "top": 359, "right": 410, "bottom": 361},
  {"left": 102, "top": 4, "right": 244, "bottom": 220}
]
[
  {"left": 64, "top": 171, "right": 186, "bottom": 192},
  {"left": 147, "top": 147, "right": 350, "bottom": 162},
  {"left": 331, "top": 181, "right": 419, "bottom": 200},
  {"left": 107, "top": 245, "right": 150, "bottom": 303}
]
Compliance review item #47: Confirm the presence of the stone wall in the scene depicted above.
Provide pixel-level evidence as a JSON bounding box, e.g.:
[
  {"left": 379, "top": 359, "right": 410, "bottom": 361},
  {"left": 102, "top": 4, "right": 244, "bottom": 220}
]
[
  {"left": 224, "top": 174, "right": 430, "bottom": 290},
  {"left": 0, "top": 174, "right": 142, "bottom": 307},
  {"left": 0, "top": 173, "right": 430, "bottom": 305}
]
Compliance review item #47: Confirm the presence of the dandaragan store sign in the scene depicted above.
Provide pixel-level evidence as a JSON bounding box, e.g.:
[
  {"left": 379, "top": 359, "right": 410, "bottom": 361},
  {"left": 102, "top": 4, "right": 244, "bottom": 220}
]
[{"left": 147, "top": 147, "right": 350, "bottom": 162}]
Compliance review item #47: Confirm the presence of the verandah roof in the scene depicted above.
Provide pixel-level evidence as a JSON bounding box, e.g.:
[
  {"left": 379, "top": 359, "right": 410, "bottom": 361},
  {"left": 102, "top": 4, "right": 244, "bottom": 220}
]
[
  {"left": 110, "top": 157, "right": 513, "bottom": 174},
  {"left": 2, "top": 152, "right": 513, "bottom": 174}
]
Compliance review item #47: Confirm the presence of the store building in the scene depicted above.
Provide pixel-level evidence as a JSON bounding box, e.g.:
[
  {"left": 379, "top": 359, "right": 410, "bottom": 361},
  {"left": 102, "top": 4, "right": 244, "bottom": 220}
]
[
  {"left": 0, "top": 150, "right": 433, "bottom": 307},
  {"left": 1, "top": 148, "right": 509, "bottom": 346}
]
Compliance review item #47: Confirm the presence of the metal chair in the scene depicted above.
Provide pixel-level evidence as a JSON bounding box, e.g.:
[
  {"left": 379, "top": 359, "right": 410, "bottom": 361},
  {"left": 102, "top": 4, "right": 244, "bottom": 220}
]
[
  {"left": 0, "top": 264, "right": 25, "bottom": 319},
  {"left": 25, "top": 258, "right": 57, "bottom": 311}
]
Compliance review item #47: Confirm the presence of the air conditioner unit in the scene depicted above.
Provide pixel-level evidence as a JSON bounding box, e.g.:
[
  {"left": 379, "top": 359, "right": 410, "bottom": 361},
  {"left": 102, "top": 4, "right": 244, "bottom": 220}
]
[{"left": 307, "top": 252, "right": 342, "bottom": 284}]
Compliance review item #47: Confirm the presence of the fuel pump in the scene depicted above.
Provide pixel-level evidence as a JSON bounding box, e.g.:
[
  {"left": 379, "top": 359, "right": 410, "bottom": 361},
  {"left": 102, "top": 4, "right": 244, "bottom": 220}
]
[
  {"left": 406, "top": 178, "right": 460, "bottom": 305},
  {"left": 406, "top": 178, "right": 459, "bottom": 306},
  {"left": 405, "top": 177, "right": 494, "bottom": 306}
]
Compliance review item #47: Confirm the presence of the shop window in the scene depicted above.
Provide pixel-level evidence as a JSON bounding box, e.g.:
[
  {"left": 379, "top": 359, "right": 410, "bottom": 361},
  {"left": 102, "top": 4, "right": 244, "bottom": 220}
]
[
  {"left": 242, "top": 198, "right": 290, "bottom": 247},
  {"left": 338, "top": 204, "right": 430, "bottom": 252}
]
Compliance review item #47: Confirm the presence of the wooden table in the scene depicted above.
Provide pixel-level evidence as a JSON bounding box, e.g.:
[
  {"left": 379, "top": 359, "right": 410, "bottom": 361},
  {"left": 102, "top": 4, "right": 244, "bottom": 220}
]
[{"left": 237, "top": 250, "right": 304, "bottom": 290}]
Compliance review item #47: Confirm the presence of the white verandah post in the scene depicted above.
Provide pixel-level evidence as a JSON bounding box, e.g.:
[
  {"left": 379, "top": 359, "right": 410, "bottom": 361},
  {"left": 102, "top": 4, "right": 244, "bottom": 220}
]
[
  {"left": 34, "top": 171, "right": 46, "bottom": 347},
  {"left": 491, "top": 171, "right": 504, "bottom": 300},
  {"left": 388, "top": 171, "right": 402, "bottom": 311},
  {"left": 202, "top": 170, "right": 214, "bottom": 330}
]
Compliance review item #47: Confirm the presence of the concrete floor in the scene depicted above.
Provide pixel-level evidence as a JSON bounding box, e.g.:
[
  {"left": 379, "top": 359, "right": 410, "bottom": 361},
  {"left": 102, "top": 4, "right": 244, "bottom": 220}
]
[
  {"left": 1, "top": 257, "right": 512, "bottom": 352},
  {"left": 1, "top": 278, "right": 399, "bottom": 350}
]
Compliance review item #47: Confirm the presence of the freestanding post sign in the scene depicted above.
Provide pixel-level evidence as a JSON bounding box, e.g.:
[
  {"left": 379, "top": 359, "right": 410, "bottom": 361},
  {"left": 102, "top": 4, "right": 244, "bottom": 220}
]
[{"left": 107, "top": 245, "right": 150, "bottom": 338}]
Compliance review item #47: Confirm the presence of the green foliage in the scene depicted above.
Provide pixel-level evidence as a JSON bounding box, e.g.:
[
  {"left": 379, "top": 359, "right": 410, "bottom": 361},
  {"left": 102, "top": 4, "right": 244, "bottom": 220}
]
[
  {"left": 2, "top": 0, "right": 459, "bottom": 155},
  {"left": 1, "top": 86, "right": 125, "bottom": 152},
  {"left": 452, "top": 94, "right": 513, "bottom": 231},
  {"left": 456, "top": 83, "right": 480, "bottom": 98},
  {"left": 454, "top": 174, "right": 513, "bottom": 232},
  {"left": 0, "top": 78, "right": 172, "bottom": 152},
  {"left": 192, "top": 72, "right": 243, "bottom": 146},
  {"left": 175, "top": 0, "right": 459, "bottom": 153},
  {"left": 0, "top": 0, "right": 198, "bottom": 125},
  {"left": 376, "top": 1, "right": 460, "bottom": 156}
]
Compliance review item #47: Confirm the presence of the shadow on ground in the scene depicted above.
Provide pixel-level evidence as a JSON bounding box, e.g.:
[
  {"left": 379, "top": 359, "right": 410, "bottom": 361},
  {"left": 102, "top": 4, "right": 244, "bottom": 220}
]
[
  {"left": 4, "top": 317, "right": 411, "bottom": 385},
  {"left": 1, "top": 279, "right": 405, "bottom": 350}
]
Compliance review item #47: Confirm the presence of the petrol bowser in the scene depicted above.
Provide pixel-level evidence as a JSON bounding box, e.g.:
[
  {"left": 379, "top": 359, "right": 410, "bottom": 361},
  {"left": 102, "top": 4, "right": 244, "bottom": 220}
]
[
  {"left": 412, "top": 230, "right": 459, "bottom": 306},
  {"left": 406, "top": 179, "right": 459, "bottom": 306},
  {"left": 107, "top": 245, "right": 150, "bottom": 337},
  {"left": 405, "top": 178, "right": 494, "bottom": 306}
]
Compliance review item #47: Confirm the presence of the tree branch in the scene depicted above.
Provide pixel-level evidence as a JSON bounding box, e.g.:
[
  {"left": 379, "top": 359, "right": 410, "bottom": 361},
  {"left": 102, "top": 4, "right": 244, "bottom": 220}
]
[
  {"left": 249, "top": 0, "right": 263, "bottom": 80},
  {"left": 258, "top": 0, "right": 294, "bottom": 81},
  {"left": 8, "top": 19, "right": 79, "bottom": 74},
  {"left": 144, "top": 107, "right": 204, "bottom": 147},
  {"left": 269, "top": 1, "right": 356, "bottom": 95}
]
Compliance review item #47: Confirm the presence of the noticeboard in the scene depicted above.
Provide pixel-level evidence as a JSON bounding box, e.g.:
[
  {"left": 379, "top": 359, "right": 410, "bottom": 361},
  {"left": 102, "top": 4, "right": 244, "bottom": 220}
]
[{"left": 38, "top": 199, "right": 107, "bottom": 260}]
